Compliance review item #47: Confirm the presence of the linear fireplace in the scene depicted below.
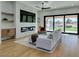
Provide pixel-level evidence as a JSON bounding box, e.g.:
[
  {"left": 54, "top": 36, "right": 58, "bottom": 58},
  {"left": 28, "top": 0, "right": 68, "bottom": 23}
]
[{"left": 21, "top": 26, "right": 35, "bottom": 32}]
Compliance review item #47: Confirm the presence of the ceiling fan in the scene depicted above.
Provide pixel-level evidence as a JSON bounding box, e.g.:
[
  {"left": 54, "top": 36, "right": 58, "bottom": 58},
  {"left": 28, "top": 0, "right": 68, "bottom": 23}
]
[{"left": 35, "top": 1, "right": 51, "bottom": 10}]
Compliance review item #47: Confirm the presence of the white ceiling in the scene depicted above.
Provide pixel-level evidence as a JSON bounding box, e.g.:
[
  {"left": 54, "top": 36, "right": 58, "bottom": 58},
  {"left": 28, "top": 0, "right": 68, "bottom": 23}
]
[{"left": 20, "top": 1, "right": 79, "bottom": 11}]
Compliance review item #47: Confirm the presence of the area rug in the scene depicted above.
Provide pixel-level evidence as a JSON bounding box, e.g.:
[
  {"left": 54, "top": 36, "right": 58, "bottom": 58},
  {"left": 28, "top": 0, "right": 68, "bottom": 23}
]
[{"left": 15, "top": 37, "right": 57, "bottom": 53}]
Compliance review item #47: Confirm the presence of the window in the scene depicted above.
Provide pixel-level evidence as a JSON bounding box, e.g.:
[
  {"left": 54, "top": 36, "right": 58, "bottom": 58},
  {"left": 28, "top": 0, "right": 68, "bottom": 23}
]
[
  {"left": 65, "top": 15, "right": 77, "bottom": 33},
  {"left": 45, "top": 16, "right": 53, "bottom": 31},
  {"left": 54, "top": 16, "right": 64, "bottom": 32}
]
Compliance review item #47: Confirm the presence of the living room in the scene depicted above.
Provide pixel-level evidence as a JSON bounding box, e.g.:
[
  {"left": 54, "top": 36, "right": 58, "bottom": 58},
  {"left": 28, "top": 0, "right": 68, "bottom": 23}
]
[{"left": 0, "top": 1, "right": 79, "bottom": 57}]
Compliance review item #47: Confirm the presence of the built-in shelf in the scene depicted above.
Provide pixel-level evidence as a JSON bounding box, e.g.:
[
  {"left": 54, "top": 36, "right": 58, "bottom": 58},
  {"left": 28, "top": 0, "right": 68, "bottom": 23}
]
[
  {"left": 1, "top": 11, "right": 14, "bottom": 23},
  {"left": 2, "top": 20, "right": 14, "bottom": 23},
  {"left": 1, "top": 12, "right": 14, "bottom": 15},
  {"left": 1, "top": 10, "right": 15, "bottom": 29}
]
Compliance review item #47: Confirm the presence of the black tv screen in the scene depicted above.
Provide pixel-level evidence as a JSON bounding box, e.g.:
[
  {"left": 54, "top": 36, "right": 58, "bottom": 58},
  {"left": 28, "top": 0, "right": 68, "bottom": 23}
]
[
  {"left": 27, "top": 16, "right": 33, "bottom": 22},
  {"left": 20, "top": 10, "right": 35, "bottom": 22}
]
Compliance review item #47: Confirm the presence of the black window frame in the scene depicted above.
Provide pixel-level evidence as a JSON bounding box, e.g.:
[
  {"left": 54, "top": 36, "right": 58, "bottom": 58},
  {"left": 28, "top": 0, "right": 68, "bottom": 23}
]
[{"left": 44, "top": 13, "right": 79, "bottom": 35}]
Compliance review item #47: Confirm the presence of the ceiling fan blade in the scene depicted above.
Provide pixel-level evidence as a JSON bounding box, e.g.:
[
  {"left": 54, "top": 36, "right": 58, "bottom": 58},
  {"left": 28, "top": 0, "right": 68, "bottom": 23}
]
[
  {"left": 42, "top": 7, "right": 51, "bottom": 9},
  {"left": 35, "top": 6, "right": 41, "bottom": 8},
  {"left": 35, "top": 1, "right": 51, "bottom": 10},
  {"left": 46, "top": 7, "right": 51, "bottom": 9}
]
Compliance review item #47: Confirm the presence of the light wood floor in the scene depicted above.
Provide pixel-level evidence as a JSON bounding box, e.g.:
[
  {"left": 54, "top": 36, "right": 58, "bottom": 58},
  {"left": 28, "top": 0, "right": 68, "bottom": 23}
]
[{"left": 0, "top": 34, "right": 79, "bottom": 57}]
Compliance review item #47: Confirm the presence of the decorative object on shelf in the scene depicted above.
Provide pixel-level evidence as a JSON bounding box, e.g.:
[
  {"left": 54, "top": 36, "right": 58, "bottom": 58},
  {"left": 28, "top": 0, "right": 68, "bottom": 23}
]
[
  {"left": 1, "top": 12, "right": 14, "bottom": 22},
  {"left": 2, "top": 18, "right": 8, "bottom": 21}
]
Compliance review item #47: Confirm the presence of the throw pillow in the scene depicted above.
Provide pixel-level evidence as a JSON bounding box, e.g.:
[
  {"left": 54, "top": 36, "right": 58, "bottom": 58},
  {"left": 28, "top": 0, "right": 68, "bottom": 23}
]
[{"left": 48, "top": 33, "right": 53, "bottom": 39}]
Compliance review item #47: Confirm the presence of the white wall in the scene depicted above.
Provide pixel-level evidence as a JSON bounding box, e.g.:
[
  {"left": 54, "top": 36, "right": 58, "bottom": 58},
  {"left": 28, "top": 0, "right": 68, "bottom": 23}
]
[
  {"left": 1, "top": 22, "right": 15, "bottom": 29},
  {"left": 1, "top": 1, "right": 15, "bottom": 29},
  {"left": 1, "top": 1, "right": 14, "bottom": 14},
  {"left": 15, "top": 2, "right": 38, "bottom": 38},
  {"left": 38, "top": 6, "right": 79, "bottom": 27},
  {"left": 0, "top": 2, "right": 1, "bottom": 43}
]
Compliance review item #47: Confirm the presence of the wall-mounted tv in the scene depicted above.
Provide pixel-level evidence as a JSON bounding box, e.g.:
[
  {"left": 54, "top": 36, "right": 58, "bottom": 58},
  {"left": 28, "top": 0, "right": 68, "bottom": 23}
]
[{"left": 20, "top": 10, "right": 35, "bottom": 22}]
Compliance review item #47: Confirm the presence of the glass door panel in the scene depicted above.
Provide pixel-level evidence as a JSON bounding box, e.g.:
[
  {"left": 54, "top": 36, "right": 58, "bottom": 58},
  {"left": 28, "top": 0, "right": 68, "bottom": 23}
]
[
  {"left": 65, "top": 15, "right": 77, "bottom": 33},
  {"left": 45, "top": 16, "right": 53, "bottom": 31},
  {"left": 54, "top": 16, "right": 64, "bottom": 32}
]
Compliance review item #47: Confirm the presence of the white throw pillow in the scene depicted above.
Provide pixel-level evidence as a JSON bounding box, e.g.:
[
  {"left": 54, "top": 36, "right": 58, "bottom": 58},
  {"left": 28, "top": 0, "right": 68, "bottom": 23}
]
[{"left": 47, "top": 32, "right": 53, "bottom": 39}]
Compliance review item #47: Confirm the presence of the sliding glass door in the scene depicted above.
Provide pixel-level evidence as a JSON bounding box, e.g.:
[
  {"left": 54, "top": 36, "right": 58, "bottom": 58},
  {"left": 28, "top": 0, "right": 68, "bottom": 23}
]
[
  {"left": 65, "top": 15, "right": 78, "bottom": 33},
  {"left": 54, "top": 16, "right": 64, "bottom": 32},
  {"left": 44, "top": 14, "right": 78, "bottom": 34},
  {"left": 45, "top": 16, "right": 53, "bottom": 31}
]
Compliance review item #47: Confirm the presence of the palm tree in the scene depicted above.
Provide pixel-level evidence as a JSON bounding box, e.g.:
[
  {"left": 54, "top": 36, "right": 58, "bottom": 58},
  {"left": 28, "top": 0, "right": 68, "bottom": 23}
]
[{"left": 66, "top": 18, "right": 72, "bottom": 24}]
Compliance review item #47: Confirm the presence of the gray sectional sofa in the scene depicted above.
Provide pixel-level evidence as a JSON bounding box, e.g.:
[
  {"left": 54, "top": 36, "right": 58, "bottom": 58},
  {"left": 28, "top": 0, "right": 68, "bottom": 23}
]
[{"left": 36, "top": 29, "right": 62, "bottom": 51}]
